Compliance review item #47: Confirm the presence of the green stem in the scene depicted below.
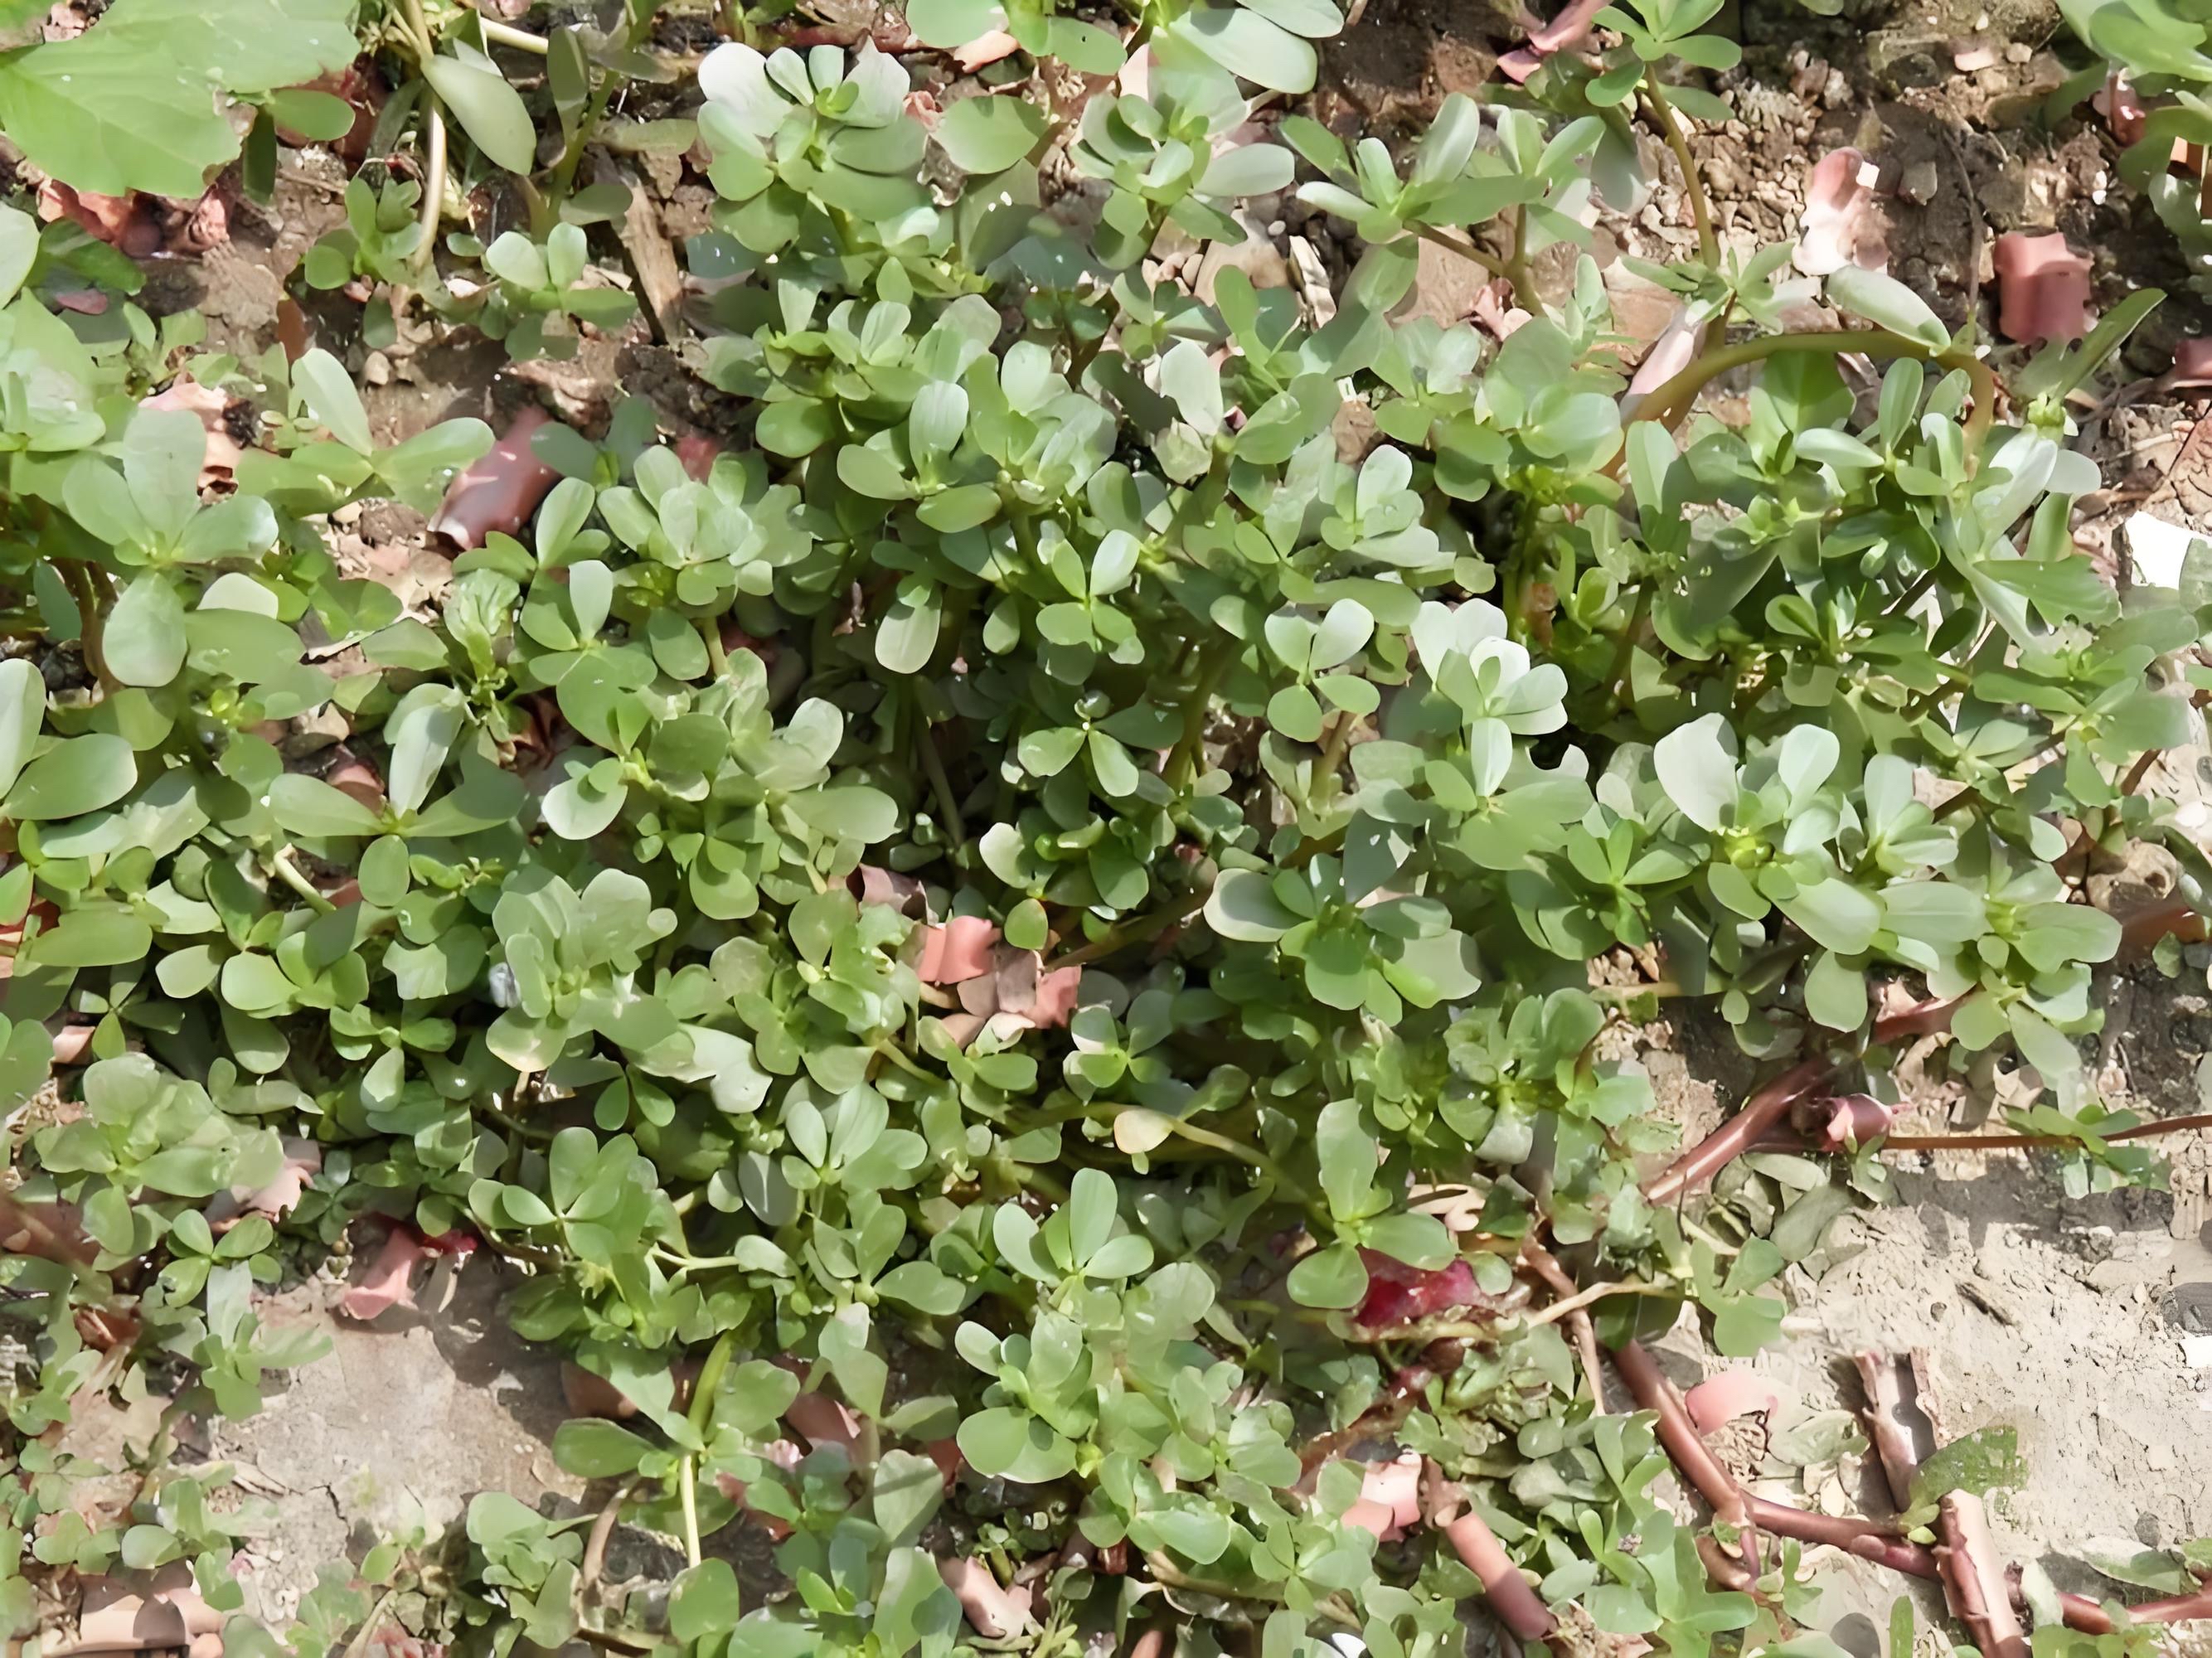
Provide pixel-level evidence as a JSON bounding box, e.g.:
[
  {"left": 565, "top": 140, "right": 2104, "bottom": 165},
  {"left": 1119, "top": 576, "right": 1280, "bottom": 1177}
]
[
  {"left": 270, "top": 851, "right": 337, "bottom": 914},
  {"left": 1043, "top": 885, "right": 1210, "bottom": 972},
  {"left": 1167, "top": 638, "right": 1235, "bottom": 791},
  {"left": 1145, "top": 1114, "right": 1317, "bottom": 1209},
  {"left": 680, "top": 1453, "right": 702, "bottom": 1567},
  {"left": 1503, "top": 206, "right": 1538, "bottom": 318},
  {"left": 1317, "top": 710, "right": 1357, "bottom": 778},
  {"left": 478, "top": 15, "right": 549, "bottom": 51},
  {"left": 652, "top": 1244, "right": 760, "bottom": 1271},
  {"left": 397, "top": 0, "right": 437, "bottom": 58},
  {"left": 872, "top": 1039, "right": 936, "bottom": 1083},
  {"left": 61, "top": 561, "right": 113, "bottom": 688},
  {"left": 413, "top": 94, "right": 449, "bottom": 271},
  {"left": 1642, "top": 71, "right": 1717, "bottom": 267},
  {"left": 1607, "top": 584, "right": 1652, "bottom": 712},
  {"left": 1884, "top": 568, "right": 1938, "bottom": 622},
  {"left": 1588, "top": 978, "right": 1681, "bottom": 1001},
  {"left": 916, "top": 725, "right": 967, "bottom": 849},
  {"left": 1414, "top": 224, "right": 1509, "bottom": 284},
  {"left": 698, "top": 615, "right": 730, "bottom": 679}
]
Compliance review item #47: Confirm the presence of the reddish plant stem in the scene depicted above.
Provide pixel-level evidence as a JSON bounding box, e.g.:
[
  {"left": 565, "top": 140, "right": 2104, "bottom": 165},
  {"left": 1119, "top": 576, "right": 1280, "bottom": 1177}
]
[
  {"left": 1442, "top": 1508, "right": 1560, "bottom": 1644},
  {"left": 1643, "top": 996, "right": 1964, "bottom": 1206},
  {"left": 1854, "top": 1352, "right": 2017, "bottom": 1646},
  {"left": 1751, "top": 1500, "right": 1939, "bottom": 1578},
  {"left": 1846, "top": 1350, "right": 2205, "bottom": 1634},
  {"left": 1759, "top": 1112, "right": 2212, "bottom": 1155},
  {"left": 1613, "top": 1339, "right": 1944, "bottom": 1577},
  {"left": 1642, "top": 1058, "right": 1833, "bottom": 1206},
  {"left": 1609, "top": 1340, "right": 1748, "bottom": 1530},
  {"left": 1871, "top": 996, "right": 1965, "bottom": 1044},
  {"left": 2096, "top": 1586, "right": 2212, "bottom": 1627},
  {"left": 1295, "top": 1339, "right": 1467, "bottom": 1476}
]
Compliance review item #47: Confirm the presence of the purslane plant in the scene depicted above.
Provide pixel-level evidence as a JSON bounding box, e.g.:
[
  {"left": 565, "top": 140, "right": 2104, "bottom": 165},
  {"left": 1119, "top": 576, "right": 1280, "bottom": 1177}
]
[{"left": 2, "top": 0, "right": 2212, "bottom": 1656}]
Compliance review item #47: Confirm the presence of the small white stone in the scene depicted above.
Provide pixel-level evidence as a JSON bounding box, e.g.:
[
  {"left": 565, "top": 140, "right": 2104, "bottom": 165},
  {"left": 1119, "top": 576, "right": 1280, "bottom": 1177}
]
[{"left": 2125, "top": 510, "right": 2205, "bottom": 590}]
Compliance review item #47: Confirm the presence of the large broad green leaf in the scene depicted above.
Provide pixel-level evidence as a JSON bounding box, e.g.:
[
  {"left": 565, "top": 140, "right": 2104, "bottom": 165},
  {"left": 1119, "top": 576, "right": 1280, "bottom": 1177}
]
[
  {"left": 935, "top": 94, "right": 1049, "bottom": 175},
  {"left": 105, "top": 574, "right": 189, "bottom": 688},
  {"left": 0, "top": 205, "right": 35, "bottom": 312},
  {"left": 293, "top": 351, "right": 372, "bottom": 455},
  {"left": 0, "top": 34, "right": 240, "bottom": 198},
  {"left": 95, "top": 0, "right": 357, "bottom": 93},
  {"left": 1171, "top": 6, "right": 1320, "bottom": 94},
  {"left": 0, "top": 659, "right": 45, "bottom": 800},
  {"left": 424, "top": 56, "right": 539, "bottom": 175},
  {"left": 30, "top": 906, "right": 152, "bottom": 969},
  {"left": 4, "top": 735, "right": 138, "bottom": 821}
]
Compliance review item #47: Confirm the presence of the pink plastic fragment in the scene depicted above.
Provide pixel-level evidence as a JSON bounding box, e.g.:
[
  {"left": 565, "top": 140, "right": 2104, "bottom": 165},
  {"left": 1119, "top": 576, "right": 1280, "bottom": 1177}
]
[
  {"left": 1951, "top": 40, "right": 1998, "bottom": 72},
  {"left": 2095, "top": 73, "right": 2149, "bottom": 147},
  {"left": 1993, "top": 232, "right": 2090, "bottom": 346},
  {"left": 951, "top": 27, "right": 1019, "bottom": 70},
  {"left": 918, "top": 915, "right": 1001, "bottom": 983},
  {"left": 1026, "top": 961, "right": 1082, "bottom": 1028},
  {"left": 1529, "top": 0, "right": 1607, "bottom": 51},
  {"left": 676, "top": 429, "right": 720, "bottom": 481},
  {"left": 786, "top": 1389, "right": 863, "bottom": 1453},
  {"left": 1795, "top": 148, "right": 1887, "bottom": 277},
  {"left": 1496, "top": 46, "right": 1542, "bottom": 82},
  {"left": 429, "top": 408, "right": 561, "bottom": 549},
  {"left": 2171, "top": 338, "right": 2212, "bottom": 386},
  {"left": 337, "top": 1224, "right": 471, "bottom": 1320},
  {"left": 855, "top": 865, "right": 928, "bottom": 914},
  {"left": 1622, "top": 308, "right": 1704, "bottom": 419},
  {"left": 230, "top": 1137, "right": 322, "bottom": 1222},
  {"left": 1496, "top": 0, "right": 1607, "bottom": 82},
  {"left": 1342, "top": 1497, "right": 1401, "bottom": 1539},
  {"left": 65, "top": 1568, "right": 222, "bottom": 1655},
  {"left": 1357, "top": 1452, "right": 1424, "bottom": 1538},
  {"left": 1684, "top": 1370, "right": 1784, "bottom": 1433},
  {"left": 36, "top": 178, "right": 161, "bottom": 258}
]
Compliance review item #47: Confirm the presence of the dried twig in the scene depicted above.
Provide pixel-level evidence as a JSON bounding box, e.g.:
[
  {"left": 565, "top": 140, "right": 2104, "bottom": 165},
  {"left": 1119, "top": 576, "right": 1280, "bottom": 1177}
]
[
  {"left": 1853, "top": 1351, "right": 1920, "bottom": 1509},
  {"left": 1935, "top": 1493, "right": 2029, "bottom": 1658},
  {"left": 1522, "top": 1239, "right": 1608, "bottom": 1411}
]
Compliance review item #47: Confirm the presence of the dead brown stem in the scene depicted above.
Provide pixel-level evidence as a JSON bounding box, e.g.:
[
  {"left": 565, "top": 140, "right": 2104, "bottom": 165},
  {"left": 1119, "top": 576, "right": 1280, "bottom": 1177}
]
[
  {"left": 1853, "top": 1352, "right": 1919, "bottom": 1509},
  {"left": 1523, "top": 1239, "right": 1608, "bottom": 1411},
  {"left": 1936, "top": 1493, "right": 2030, "bottom": 1658}
]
